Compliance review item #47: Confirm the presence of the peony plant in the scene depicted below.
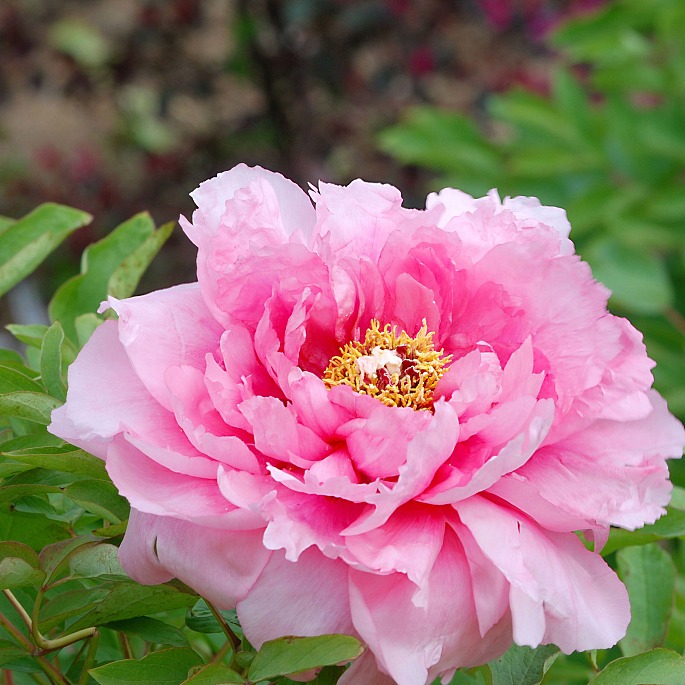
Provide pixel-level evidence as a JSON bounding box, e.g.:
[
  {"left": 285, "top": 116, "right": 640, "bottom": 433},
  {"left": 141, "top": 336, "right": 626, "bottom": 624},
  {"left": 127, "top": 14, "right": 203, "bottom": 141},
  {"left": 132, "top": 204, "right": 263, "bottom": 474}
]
[{"left": 41, "top": 165, "right": 685, "bottom": 685}]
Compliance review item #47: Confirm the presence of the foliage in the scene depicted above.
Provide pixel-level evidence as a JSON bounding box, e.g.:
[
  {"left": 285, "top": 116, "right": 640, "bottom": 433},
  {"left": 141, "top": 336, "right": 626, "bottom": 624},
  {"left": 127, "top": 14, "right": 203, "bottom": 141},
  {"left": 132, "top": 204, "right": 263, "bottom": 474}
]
[{"left": 379, "top": 0, "right": 685, "bottom": 425}]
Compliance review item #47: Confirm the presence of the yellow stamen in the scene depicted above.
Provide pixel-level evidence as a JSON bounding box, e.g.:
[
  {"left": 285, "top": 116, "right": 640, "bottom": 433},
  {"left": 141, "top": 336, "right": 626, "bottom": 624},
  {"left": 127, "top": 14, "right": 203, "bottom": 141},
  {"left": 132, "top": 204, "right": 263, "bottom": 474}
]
[{"left": 323, "top": 319, "right": 451, "bottom": 411}]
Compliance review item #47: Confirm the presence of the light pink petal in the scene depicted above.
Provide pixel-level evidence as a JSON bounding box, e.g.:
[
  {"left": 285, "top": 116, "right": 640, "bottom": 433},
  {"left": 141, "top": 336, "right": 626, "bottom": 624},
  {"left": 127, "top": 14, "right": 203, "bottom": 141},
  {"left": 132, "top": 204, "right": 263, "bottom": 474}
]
[
  {"left": 343, "top": 401, "right": 460, "bottom": 535},
  {"left": 107, "top": 284, "right": 223, "bottom": 411},
  {"left": 338, "top": 652, "right": 395, "bottom": 685},
  {"left": 237, "top": 548, "right": 354, "bottom": 649},
  {"left": 457, "top": 496, "right": 630, "bottom": 653},
  {"left": 348, "top": 529, "right": 511, "bottom": 685},
  {"left": 520, "top": 391, "right": 684, "bottom": 529},
  {"left": 119, "top": 508, "right": 270, "bottom": 609},
  {"left": 345, "top": 504, "right": 445, "bottom": 590},
  {"left": 186, "top": 164, "right": 316, "bottom": 243},
  {"left": 106, "top": 437, "right": 263, "bottom": 530},
  {"left": 49, "top": 320, "right": 172, "bottom": 460}
]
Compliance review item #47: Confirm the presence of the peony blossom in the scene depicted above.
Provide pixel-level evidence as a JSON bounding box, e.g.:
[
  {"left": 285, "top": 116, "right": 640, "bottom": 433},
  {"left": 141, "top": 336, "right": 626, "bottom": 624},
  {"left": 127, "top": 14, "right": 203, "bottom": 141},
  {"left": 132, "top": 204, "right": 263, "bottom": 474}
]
[{"left": 50, "top": 166, "right": 684, "bottom": 685}]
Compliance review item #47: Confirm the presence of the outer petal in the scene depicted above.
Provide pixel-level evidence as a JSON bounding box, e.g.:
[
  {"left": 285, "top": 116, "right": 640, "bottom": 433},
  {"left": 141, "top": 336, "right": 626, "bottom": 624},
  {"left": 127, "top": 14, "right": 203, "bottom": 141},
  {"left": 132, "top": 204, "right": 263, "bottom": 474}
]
[
  {"left": 48, "top": 320, "right": 171, "bottom": 460},
  {"left": 107, "top": 284, "right": 223, "bottom": 411},
  {"left": 520, "top": 391, "right": 685, "bottom": 529},
  {"left": 236, "top": 548, "right": 354, "bottom": 649},
  {"left": 349, "top": 528, "right": 511, "bottom": 685},
  {"left": 338, "top": 652, "right": 395, "bottom": 685},
  {"left": 119, "top": 508, "right": 270, "bottom": 609},
  {"left": 457, "top": 496, "right": 630, "bottom": 653}
]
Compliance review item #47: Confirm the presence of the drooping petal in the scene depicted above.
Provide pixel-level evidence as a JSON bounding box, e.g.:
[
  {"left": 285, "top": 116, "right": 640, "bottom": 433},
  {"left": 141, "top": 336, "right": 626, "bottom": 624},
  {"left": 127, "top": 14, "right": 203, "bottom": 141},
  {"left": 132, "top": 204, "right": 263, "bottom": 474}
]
[
  {"left": 236, "top": 548, "right": 354, "bottom": 649},
  {"left": 457, "top": 495, "right": 630, "bottom": 653},
  {"left": 119, "top": 508, "right": 270, "bottom": 608}
]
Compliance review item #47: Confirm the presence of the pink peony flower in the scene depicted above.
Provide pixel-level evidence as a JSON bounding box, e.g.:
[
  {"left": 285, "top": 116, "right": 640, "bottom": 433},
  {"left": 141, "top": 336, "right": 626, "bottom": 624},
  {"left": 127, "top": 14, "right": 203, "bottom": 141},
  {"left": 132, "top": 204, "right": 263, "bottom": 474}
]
[{"left": 49, "top": 166, "right": 684, "bottom": 685}]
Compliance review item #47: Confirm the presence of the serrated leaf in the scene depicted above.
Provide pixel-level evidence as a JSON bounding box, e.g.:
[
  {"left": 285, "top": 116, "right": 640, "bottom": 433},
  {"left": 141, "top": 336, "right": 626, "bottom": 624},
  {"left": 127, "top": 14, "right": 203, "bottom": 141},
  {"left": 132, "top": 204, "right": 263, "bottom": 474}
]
[
  {"left": 89, "top": 647, "right": 203, "bottom": 685},
  {"left": 104, "top": 617, "right": 189, "bottom": 647},
  {"left": 40, "top": 321, "right": 68, "bottom": 400},
  {"left": 0, "top": 391, "right": 61, "bottom": 424},
  {"left": 488, "top": 644, "right": 559, "bottom": 685},
  {"left": 618, "top": 544, "right": 676, "bottom": 655},
  {"left": 248, "top": 634, "right": 363, "bottom": 681},
  {"left": 180, "top": 663, "right": 243, "bottom": 684},
  {"left": 0, "top": 203, "right": 91, "bottom": 297},
  {"left": 64, "top": 479, "right": 129, "bottom": 523},
  {"left": 591, "top": 648, "right": 685, "bottom": 684}
]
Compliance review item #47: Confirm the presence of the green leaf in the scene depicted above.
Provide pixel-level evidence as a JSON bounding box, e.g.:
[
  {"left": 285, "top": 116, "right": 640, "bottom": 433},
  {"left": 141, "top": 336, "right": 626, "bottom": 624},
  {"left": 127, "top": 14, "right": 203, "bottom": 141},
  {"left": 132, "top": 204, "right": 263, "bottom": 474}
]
[
  {"left": 5, "top": 324, "right": 49, "bottom": 349},
  {"left": 108, "top": 220, "right": 174, "bottom": 299},
  {"left": 0, "top": 392, "right": 61, "bottom": 424},
  {"left": 2, "top": 444, "right": 108, "bottom": 480},
  {"left": 0, "top": 509, "right": 71, "bottom": 551},
  {"left": 618, "top": 544, "right": 676, "bottom": 655},
  {"left": 49, "top": 212, "right": 171, "bottom": 341},
  {"left": 39, "top": 536, "right": 101, "bottom": 581},
  {"left": 90, "top": 647, "right": 204, "bottom": 685},
  {"left": 66, "top": 582, "right": 198, "bottom": 632},
  {"left": 64, "top": 479, "right": 129, "bottom": 523},
  {"left": 186, "top": 600, "right": 242, "bottom": 636},
  {"left": 103, "top": 617, "right": 189, "bottom": 647},
  {"left": 585, "top": 239, "right": 674, "bottom": 314},
  {"left": 488, "top": 644, "right": 559, "bottom": 685},
  {"left": 591, "top": 648, "right": 685, "bottom": 684},
  {"left": 40, "top": 321, "right": 68, "bottom": 400},
  {"left": 248, "top": 635, "right": 364, "bottom": 681},
  {"left": 74, "top": 312, "right": 104, "bottom": 348},
  {"left": 0, "top": 203, "right": 91, "bottom": 297},
  {"left": 0, "top": 364, "right": 44, "bottom": 394},
  {"left": 0, "top": 541, "right": 46, "bottom": 589},
  {"left": 39, "top": 585, "right": 110, "bottom": 631},
  {"left": 0, "top": 483, "right": 61, "bottom": 509},
  {"left": 180, "top": 663, "right": 243, "bottom": 684},
  {"left": 0, "top": 639, "right": 27, "bottom": 667},
  {"left": 68, "top": 542, "right": 126, "bottom": 580}
]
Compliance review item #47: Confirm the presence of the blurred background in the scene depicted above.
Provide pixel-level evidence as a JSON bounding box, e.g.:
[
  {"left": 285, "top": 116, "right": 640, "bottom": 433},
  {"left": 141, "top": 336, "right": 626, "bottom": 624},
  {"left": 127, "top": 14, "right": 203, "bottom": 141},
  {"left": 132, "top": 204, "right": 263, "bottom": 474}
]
[{"left": 1, "top": 0, "right": 684, "bottom": 427}]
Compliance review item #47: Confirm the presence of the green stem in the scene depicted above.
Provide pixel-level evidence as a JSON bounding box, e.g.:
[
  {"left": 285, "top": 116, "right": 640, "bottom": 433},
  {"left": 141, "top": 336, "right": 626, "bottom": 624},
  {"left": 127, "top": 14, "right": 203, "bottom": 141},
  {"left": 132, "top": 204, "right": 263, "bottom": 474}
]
[
  {"left": 27, "top": 588, "right": 96, "bottom": 652},
  {"left": 210, "top": 637, "right": 234, "bottom": 664},
  {"left": 205, "top": 600, "right": 240, "bottom": 653},
  {"left": 78, "top": 631, "right": 99, "bottom": 685},
  {"left": 0, "top": 607, "right": 68, "bottom": 685}
]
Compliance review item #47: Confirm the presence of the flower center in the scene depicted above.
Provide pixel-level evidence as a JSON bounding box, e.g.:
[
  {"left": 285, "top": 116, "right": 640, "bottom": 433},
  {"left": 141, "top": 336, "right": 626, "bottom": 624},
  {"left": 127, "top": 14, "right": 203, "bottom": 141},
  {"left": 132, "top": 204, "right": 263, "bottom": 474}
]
[{"left": 323, "top": 319, "right": 451, "bottom": 411}]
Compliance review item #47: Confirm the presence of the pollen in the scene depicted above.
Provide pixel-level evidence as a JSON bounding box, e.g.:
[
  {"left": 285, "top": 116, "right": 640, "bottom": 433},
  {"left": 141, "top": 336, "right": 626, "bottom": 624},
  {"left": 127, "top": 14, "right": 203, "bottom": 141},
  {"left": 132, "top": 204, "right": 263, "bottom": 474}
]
[{"left": 323, "top": 319, "right": 451, "bottom": 411}]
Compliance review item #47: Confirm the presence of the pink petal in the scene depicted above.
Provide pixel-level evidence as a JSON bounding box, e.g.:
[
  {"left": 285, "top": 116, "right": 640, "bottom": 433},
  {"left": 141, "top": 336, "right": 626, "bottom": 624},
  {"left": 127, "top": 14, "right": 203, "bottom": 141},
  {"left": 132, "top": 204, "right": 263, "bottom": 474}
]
[
  {"left": 119, "top": 508, "right": 270, "bottom": 608},
  {"left": 106, "top": 437, "right": 263, "bottom": 530},
  {"left": 348, "top": 528, "right": 511, "bottom": 685},
  {"left": 236, "top": 548, "right": 354, "bottom": 649},
  {"left": 338, "top": 652, "right": 395, "bottom": 685},
  {"left": 520, "top": 391, "right": 684, "bottom": 529},
  {"left": 457, "top": 495, "right": 630, "bottom": 653},
  {"left": 49, "top": 320, "right": 172, "bottom": 460},
  {"left": 343, "top": 401, "right": 460, "bottom": 535},
  {"left": 107, "top": 284, "right": 223, "bottom": 411}
]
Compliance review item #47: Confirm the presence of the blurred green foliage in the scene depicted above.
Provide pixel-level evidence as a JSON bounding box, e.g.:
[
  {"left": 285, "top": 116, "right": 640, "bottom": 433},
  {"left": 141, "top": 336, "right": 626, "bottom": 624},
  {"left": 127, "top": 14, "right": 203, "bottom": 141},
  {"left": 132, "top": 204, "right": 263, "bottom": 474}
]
[{"left": 379, "top": 0, "right": 685, "bottom": 421}]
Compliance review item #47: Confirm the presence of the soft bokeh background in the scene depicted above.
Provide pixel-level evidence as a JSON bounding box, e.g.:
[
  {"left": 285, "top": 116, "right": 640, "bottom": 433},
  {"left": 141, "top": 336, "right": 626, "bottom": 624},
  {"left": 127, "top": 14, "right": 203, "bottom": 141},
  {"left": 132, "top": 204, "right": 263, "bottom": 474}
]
[{"left": 1, "top": 0, "right": 683, "bottom": 414}]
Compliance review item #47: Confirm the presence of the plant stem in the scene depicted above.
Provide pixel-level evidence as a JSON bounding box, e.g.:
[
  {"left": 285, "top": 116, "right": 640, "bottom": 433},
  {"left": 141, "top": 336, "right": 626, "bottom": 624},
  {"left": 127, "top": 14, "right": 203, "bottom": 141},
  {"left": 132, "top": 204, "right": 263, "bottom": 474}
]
[
  {"left": 205, "top": 600, "right": 240, "bottom": 653},
  {"left": 210, "top": 637, "right": 234, "bottom": 664},
  {"left": 78, "top": 631, "right": 99, "bottom": 685}
]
